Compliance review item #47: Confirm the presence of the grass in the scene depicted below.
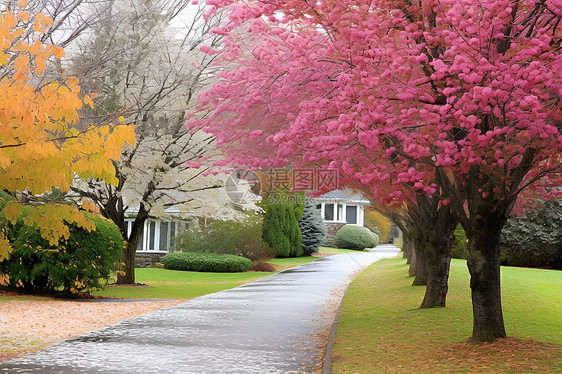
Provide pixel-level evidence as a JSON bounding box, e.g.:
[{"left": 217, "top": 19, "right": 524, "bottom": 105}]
[
  {"left": 268, "top": 256, "right": 318, "bottom": 268},
  {"left": 91, "top": 250, "right": 349, "bottom": 299},
  {"left": 317, "top": 246, "right": 361, "bottom": 255},
  {"left": 331, "top": 258, "right": 562, "bottom": 373},
  {"left": 91, "top": 267, "right": 276, "bottom": 299},
  {"left": 125, "top": 268, "right": 274, "bottom": 283},
  {"left": 4, "top": 248, "right": 354, "bottom": 301},
  {"left": 0, "top": 294, "right": 47, "bottom": 302},
  {"left": 2, "top": 247, "right": 363, "bottom": 301},
  {"left": 92, "top": 282, "right": 254, "bottom": 299}
]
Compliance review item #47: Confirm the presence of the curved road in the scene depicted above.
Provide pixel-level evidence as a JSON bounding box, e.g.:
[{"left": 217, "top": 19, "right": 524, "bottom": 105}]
[{"left": 1, "top": 245, "right": 400, "bottom": 373}]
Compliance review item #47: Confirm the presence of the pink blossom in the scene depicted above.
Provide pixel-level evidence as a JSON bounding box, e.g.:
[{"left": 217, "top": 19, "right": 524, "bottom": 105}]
[{"left": 190, "top": 0, "right": 561, "bottom": 212}]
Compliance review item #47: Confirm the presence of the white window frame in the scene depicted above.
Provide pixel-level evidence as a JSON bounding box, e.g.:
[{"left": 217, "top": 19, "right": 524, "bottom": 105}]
[
  {"left": 127, "top": 218, "right": 177, "bottom": 253},
  {"left": 320, "top": 202, "right": 364, "bottom": 226}
]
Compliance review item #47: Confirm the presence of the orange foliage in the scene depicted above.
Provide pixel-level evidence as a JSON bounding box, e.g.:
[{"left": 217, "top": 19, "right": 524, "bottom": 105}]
[
  {"left": 364, "top": 208, "right": 392, "bottom": 242},
  {"left": 0, "top": 7, "right": 135, "bottom": 260}
]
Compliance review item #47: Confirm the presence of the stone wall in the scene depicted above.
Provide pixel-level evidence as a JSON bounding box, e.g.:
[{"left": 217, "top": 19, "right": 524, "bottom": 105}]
[
  {"left": 135, "top": 253, "right": 167, "bottom": 268},
  {"left": 324, "top": 222, "right": 346, "bottom": 247}
]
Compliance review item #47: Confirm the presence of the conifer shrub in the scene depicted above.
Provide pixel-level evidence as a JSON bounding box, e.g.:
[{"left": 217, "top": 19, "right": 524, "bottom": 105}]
[
  {"left": 298, "top": 197, "right": 327, "bottom": 256},
  {"left": 334, "top": 225, "right": 379, "bottom": 250},
  {"left": 261, "top": 194, "right": 304, "bottom": 257},
  {"left": 161, "top": 252, "right": 252, "bottom": 272},
  {"left": 0, "top": 211, "right": 122, "bottom": 295},
  {"left": 262, "top": 203, "right": 291, "bottom": 257}
]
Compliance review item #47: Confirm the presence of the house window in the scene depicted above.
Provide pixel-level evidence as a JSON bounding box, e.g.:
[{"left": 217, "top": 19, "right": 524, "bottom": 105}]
[
  {"left": 324, "top": 203, "right": 347, "bottom": 222},
  {"left": 148, "top": 220, "right": 157, "bottom": 251},
  {"left": 129, "top": 219, "right": 178, "bottom": 252},
  {"left": 159, "top": 221, "right": 176, "bottom": 251},
  {"left": 324, "top": 204, "right": 335, "bottom": 221},
  {"left": 346, "top": 205, "right": 358, "bottom": 224},
  {"left": 136, "top": 227, "right": 144, "bottom": 251},
  {"left": 159, "top": 222, "right": 169, "bottom": 250}
]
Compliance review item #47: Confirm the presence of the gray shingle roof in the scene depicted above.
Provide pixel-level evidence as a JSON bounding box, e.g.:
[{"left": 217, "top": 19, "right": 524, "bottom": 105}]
[{"left": 315, "top": 189, "right": 370, "bottom": 204}]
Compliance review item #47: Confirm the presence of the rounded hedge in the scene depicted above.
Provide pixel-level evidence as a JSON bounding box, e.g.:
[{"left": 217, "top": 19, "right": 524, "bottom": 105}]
[
  {"left": 0, "top": 212, "right": 123, "bottom": 294},
  {"left": 334, "top": 225, "right": 379, "bottom": 250},
  {"left": 161, "top": 252, "right": 253, "bottom": 272}
]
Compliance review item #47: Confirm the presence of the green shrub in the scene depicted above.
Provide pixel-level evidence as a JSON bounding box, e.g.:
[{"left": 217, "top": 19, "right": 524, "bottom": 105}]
[
  {"left": 364, "top": 224, "right": 381, "bottom": 236},
  {"left": 236, "top": 220, "right": 276, "bottom": 261},
  {"left": 251, "top": 260, "right": 276, "bottom": 272},
  {"left": 262, "top": 193, "right": 304, "bottom": 258},
  {"left": 451, "top": 224, "right": 468, "bottom": 259},
  {"left": 0, "top": 211, "right": 122, "bottom": 294},
  {"left": 500, "top": 200, "right": 562, "bottom": 269},
  {"left": 176, "top": 215, "right": 275, "bottom": 262},
  {"left": 176, "top": 220, "right": 240, "bottom": 255},
  {"left": 262, "top": 203, "right": 290, "bottom": 257},
  {"left": 334, "top": 225, "right": 379, "bottom": 250},
  {"left": 161, "top": 252, "right": 252, "bottom": 272},
  {"left": 298, "top": 197, "right": 327, "bottom": 256}
]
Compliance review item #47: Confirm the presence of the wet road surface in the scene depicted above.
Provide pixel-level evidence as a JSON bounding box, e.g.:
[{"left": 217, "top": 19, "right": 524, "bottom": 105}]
[{"left": 1, "top": 245, "right": 400, "bottom": 373}]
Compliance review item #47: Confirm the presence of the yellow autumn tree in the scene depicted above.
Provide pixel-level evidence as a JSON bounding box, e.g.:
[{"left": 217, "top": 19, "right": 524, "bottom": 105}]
[
  {"left": 0, "top": 4, "right": 135, "bottom": 260},
  {"left": 364, "top": 208, "right": 393, "bottom": 243}
]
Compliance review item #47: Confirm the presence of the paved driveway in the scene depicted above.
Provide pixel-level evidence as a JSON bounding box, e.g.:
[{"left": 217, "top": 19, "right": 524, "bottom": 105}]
[{"left": 0, "top": 245, "right": 400, "bottom": 373}]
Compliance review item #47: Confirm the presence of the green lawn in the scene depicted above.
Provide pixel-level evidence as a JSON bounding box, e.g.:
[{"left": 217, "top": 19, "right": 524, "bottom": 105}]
[
  {"left": 91, "top": 251, "right": 347, "bottom": 299},
  {"left": 317, "top": 246, "right": 361, "bottom": 255},
  {"left": 92, "top": 248, "right": 358, "bottom": 299},
  {"left": 331, "top": 258, "right": 562, "bottom": 373},
  {"left": 91, "top": 267, "right": 276, "bottom": 299},
  {"left": 269, "top": 256, "right": 318, "bottom": 266},
  {"left": 128, "top": 268, "right": 275, "bottom": 283}
]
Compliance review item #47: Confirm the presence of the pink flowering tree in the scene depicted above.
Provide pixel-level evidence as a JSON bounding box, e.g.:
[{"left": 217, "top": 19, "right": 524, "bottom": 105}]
[{"left": 194, "top": 0, "right": 562, "bottom": 342}]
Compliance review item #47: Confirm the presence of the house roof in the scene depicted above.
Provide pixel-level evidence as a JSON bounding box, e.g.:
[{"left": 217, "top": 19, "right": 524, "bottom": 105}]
[
  {"left": 314, "top": 189, "right": 370, "bottom": 205},
  {"left": 124, "top": 205, "right": 182, "bottom": 216}
]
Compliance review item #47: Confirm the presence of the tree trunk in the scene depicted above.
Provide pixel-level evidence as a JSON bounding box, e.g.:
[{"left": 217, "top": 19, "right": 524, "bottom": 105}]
[
  {"left": 403, "top": 235, "right": 412, "bottom": 263},
  {"left": 117, "top": 240, "right": 138, "bottom": 284},
  {"left": 408, "top": 243, "right": 417, "bottom": 277},
  {"left": 412, "top": 231, "right": 427, "bottom": 286},
  {"left": 420, "top": 251, "right": 450, "bottom": 308},
  {"left": 116, "top": 208, "right": 148, "bottom": 285},
  {"left": 466, "top": 216, "right": 506, "bottom": 342},
  {"left": 420, "top": 241, "right": 451, "bottom": 308},
  {"left": 419, "top": 209, "right": 456, "bottom": 308}
]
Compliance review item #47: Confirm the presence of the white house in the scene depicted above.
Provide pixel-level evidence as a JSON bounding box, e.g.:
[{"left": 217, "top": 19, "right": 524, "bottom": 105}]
[
  {"left": 125, "top": 207, "right": 182, "bottom": 253},
  {"left": 316, "top": 189, "right": 369, "bottom": 225},
  {"left": 127, "top": 186, "right": 260, "bottom": 267},
  {"left": 122, "top": 205, "right": 186, "bottom": 267},
  {"left": 314, "top": 189, "right": 371, "bottom": 246}
]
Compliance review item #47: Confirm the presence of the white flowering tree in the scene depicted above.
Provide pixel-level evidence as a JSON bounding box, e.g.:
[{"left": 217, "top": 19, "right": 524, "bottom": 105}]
[{"left": 67, "top": 0, "right": 253, "bottom": 284}]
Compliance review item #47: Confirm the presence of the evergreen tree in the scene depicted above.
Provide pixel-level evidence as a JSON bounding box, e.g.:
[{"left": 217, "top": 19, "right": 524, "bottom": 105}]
[
  {"left": 289, "top": 202, "right": 304, "bottom": 257},
  {"left": 299, "top": 197, "right": 327, "bottom": 256},
  {"left": 262, "top": 203, "right": 288, "bottom": 257},
  {"left": 262, "top": 193, "right": 304, "bottom": 258}
]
